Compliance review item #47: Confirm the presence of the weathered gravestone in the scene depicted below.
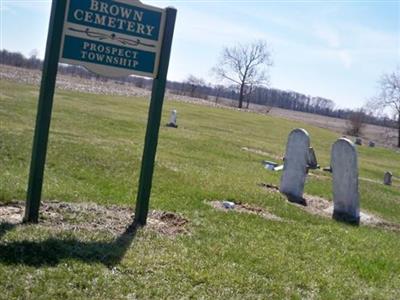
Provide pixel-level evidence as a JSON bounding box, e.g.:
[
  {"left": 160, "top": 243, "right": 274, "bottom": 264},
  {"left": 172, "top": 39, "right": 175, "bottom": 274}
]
[
  {"left": 368, "top": 141, "right": 375, "bottom": 147},
  {"left": 166, "top": 109, "right": 178, "bottom": 128},
  {"left": 280, "top": 128, "right": 310, "bottom": 204},
  {"left": 307, "top": 147, "right": 319, "bottom": 170},
  {"left": 355, "top": 137, "right": 362, "bottom": 145},
  {"left": 383, "top": 171, "right": 392, "bottom": 186},
  {"left": 331, "top": 138, "right": 360, "bottom": 225}
]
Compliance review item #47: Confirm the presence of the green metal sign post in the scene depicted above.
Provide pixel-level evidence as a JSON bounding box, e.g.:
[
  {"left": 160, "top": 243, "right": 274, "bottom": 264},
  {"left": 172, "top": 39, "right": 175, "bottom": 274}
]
[
  {"left": 134, "top": 7, "right": 177, "bottom": 226},
  {"left": 24, "top": 0, "right": 68, "bottom": 223},
  {"left": 25, "top": 0, "right": 176, "bottom": 225}
]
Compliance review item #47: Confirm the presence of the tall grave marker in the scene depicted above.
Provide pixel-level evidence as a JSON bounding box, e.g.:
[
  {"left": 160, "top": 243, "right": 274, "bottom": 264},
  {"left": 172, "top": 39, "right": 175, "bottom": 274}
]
[
  {"left": 331, "top": 138, "right": 360, "bottom": 225},
  {"left": 279, "top": 128, "right": 310, "bottom": 204},
  {"left": 25, "top": 0, "right": 177, "bottom": 225}
]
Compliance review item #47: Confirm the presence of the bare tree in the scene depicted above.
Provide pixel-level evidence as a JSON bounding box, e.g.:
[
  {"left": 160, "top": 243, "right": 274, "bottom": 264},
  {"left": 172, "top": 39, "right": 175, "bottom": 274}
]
[
  {"left": 184, "top": 74, "right": 205, "bottom": 98},
  {"left": 29, "top": 49, "right": 39, "bottom": 59},
  {"left": 346, "top": 109, "right": 365, "bottom": 137},
  {"left": 368, "top": 68, "right": 400, "bottom": 147},
  {"left": 245, "top": 83, "right": 254, "bottom": 109},
  {"left": 212, "top": 40, "right": 272, "bottom": 108},
  {"left": 214, "top": 84, "right": 224, "bottom": 104}
]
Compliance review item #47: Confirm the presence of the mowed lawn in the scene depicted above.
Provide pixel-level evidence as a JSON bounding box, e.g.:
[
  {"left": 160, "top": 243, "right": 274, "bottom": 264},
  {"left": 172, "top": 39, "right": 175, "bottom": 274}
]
[{"left": 1, "top": 79, "right": 400, "bottom": 299}]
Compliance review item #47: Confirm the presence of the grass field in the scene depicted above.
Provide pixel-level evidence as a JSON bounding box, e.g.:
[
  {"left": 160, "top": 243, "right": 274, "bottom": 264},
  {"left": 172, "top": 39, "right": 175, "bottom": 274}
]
[{"left": 1, "top": 79, "right": 400, "bottom": 299}]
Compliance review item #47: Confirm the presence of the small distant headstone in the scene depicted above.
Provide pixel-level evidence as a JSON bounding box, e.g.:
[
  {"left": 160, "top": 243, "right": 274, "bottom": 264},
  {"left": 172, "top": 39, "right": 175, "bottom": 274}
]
[
  {"left": 383, "top": 171, "right": 392, "bottom": 186},
  {"left": 355, "top": 138, "right": 362, "bottom": 145},
  {"left": 368, "top": 141, "right": 375, "bottom": 147},
  {"left": 166, "top": 109, "right": 178, "bottom": 128},
  {"left": 279, "top": 128, "right": 310, "bottom": 204},
  {"left": 331, "top": 138, "right": 360, "bottom": 225},
  {"left": 307, "top": 147, "right": 319, "bottom": 170}
]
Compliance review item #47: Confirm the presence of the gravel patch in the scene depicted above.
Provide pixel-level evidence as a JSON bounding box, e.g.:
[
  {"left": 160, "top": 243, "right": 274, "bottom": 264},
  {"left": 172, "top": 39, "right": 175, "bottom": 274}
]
[{"left": 207, "top": 200, "right": 283, "bottom": 222}]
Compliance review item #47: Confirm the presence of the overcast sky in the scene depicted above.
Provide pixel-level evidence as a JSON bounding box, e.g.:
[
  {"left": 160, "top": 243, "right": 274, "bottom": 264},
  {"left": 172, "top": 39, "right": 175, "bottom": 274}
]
[{"left": 1, "top": 0, "right": 399, "bottom": 109}]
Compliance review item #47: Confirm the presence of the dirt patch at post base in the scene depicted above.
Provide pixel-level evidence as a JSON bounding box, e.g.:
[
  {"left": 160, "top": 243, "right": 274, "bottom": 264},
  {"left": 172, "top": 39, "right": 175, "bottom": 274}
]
[{"left": 0, "top": 201, "right": 189, "bottom": 237}]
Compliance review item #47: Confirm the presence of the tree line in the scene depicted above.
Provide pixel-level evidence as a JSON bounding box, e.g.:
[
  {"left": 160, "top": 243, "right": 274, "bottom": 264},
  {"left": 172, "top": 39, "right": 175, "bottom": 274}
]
[
  {"left": 172, "top": 75, "right": 397, "bottom": 130},
  {"left": 0, "top": 49, "right": 397, "bottom": 132}
]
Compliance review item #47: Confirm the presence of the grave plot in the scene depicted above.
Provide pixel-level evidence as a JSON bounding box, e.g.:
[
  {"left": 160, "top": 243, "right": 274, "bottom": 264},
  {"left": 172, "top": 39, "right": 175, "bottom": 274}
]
[
  {"left": 257, "top": 133, "right": 399, "bottom": 229},
  {"left": 206, "top": 200, "right": 283, "bottom": 222},
  {"left": 259, "top": 184, "right": 400, "bottom": 232}
]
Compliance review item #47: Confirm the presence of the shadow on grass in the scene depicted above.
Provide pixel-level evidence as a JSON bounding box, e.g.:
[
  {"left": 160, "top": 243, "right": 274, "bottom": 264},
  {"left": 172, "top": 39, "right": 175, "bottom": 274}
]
[
  {"left": 0, "top": 222, "right": 138, "bottom": 268},
  {"left": 0, "top": 222, "right": 16, "bottom": 239}
]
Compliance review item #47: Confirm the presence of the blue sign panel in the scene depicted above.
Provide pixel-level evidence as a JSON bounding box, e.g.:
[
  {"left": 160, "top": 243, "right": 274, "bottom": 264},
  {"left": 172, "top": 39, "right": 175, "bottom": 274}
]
[
  {"left": 62, "top": 35, "right": 155, "bottom": 73},
  {"left": 60, "top": 0, "right": 165, "bottom": 78},
  {"left": 67, "top": 0, "right": 162, "bottom": 41}
]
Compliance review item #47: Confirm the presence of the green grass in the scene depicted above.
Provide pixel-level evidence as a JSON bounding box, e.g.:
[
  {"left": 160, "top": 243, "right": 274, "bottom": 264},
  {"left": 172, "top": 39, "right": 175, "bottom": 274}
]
[{"left": 1, "top": 79, "right": 400, "bottom": 299}]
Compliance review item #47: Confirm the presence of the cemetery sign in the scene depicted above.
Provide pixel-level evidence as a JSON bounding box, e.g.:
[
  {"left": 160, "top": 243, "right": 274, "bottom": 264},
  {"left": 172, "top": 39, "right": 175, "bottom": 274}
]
[
  {"left": 60, "top": 0, "right": 165, "bottom": 78},
  {"left": 25, "top": 0, "right": 176, "bottom": 226}
]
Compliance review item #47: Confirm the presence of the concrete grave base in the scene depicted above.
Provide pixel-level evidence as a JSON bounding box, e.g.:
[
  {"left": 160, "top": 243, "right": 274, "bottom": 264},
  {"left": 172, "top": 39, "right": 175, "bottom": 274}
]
[
  {"left": 282, "top": 193, "right": 307, "bottom": 206},
  {"left": 333, "top": 210, "right": 360, "bottom": 225}
]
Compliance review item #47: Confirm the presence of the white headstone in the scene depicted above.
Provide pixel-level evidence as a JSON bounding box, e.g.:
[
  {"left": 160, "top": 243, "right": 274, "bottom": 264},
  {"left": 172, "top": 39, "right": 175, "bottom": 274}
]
[
  {"left": 383, "top": 171, "right": 392, "bottom": 186},
  {"left": 166, "top": 109, "right": 178, "bottom": 128},
  {"left": 331, "top": 138, "right": 360, "bottom": 225},
  {"left": 279, "top": 128, "right": 310, "bottom": 204}
]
